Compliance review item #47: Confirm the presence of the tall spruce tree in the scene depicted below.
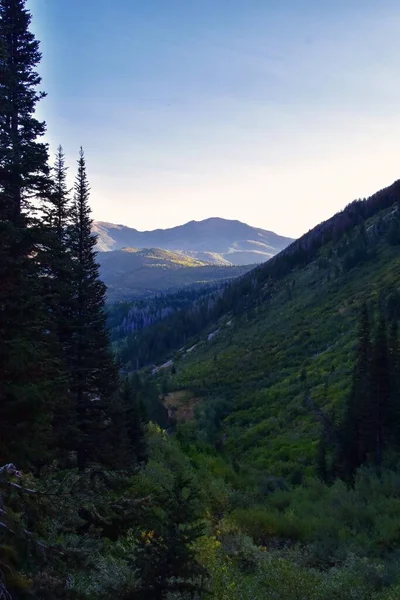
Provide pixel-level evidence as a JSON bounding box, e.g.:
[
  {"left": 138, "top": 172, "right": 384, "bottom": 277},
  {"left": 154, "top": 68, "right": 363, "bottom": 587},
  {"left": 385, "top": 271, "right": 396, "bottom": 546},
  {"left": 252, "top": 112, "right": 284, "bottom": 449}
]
[
  {"left": 41, "top": 146, "right": 77, "bottom": 459},
  {"left": 132, "top": 471, "right": 206, "bottom": 599},
  {"left": 41, "top": 146, "right": 75, "bottom": 356},
  {"left": 69, "top": 148, "right": 119, "bottom": 470},
  {"left": 0, "top": 0, "right": 59, "bottom": 466},
  {"left": 0, "top": 0, "right": 49, "bottom": 221}
]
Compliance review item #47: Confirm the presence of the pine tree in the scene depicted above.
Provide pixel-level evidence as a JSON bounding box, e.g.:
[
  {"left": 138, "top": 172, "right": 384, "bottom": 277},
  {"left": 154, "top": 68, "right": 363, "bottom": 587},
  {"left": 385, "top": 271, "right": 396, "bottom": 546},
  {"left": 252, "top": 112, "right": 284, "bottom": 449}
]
[
  {"left": 132, "top": 471, "right": 206, "bottom": 600},
  {"left": 41, "top": 146, "right": 76, "bottom": 460},
  {"left": 69, "top": 148, "right": 119, "bottom": 470},
  {"left": 0, "top": 0, "right": 59, "bottom": 466},
  {"left": 43, "top": 146, "right": 74, "bottom": 347},
  {"left": 0, "top": 0, "right": 49, "bottom": 221}
]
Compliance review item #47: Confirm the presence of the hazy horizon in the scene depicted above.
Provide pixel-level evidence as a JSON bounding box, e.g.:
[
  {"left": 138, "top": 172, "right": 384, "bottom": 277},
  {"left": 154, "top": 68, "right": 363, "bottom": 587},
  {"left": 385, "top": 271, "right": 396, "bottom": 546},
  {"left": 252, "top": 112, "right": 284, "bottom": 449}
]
[
  {"left": 94, "top": 215, "right": 296, "bottom": 237},
  {"left": 28, "top": 0, "right": 400, "bottom": 238}
]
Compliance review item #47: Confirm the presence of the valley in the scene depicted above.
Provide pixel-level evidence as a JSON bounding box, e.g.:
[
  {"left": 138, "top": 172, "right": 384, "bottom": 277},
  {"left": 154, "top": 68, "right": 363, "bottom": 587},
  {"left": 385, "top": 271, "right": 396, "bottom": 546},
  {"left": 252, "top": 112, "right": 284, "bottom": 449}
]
[{"left": 106, "top": 180, "right": 400, "bottom": 597}]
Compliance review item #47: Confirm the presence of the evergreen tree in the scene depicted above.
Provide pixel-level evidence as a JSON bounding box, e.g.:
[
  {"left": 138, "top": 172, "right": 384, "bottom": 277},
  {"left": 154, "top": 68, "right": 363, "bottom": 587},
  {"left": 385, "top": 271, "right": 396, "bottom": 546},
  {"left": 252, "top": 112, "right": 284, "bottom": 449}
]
[
  {"left": 0, "top": 0, "right": 59, "bottom": 466},
  {"left": 69, "top": 148, "right": 119, "bottom": 470},
  {"left": 43, "top": 146, "right": 74, "bottom": 351},
  {"left": 132, "top": 471, "right": 206, "bottom": 600},
  {"left": 0, "top": 0, "right": 49, "bottom": 221},
  {"left": 41, "top": 146, "right": 76, "bottom": 459}
]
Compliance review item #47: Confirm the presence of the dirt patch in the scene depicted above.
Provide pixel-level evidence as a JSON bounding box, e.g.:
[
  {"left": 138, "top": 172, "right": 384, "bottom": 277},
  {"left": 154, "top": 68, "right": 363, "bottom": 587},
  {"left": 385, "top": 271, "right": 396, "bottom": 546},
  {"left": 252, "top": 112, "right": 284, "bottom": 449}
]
[{"left": 163, "top": 390, "right": 200, "bottom": 422}]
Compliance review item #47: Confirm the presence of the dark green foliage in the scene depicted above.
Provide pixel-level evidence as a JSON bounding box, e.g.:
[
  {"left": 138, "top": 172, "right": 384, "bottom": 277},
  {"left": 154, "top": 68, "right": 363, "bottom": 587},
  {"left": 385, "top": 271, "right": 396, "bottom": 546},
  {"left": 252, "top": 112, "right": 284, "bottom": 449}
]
[
  {"left": 0, "top": 0, "right": 49, "bottom": 215},
  {"left": 370, "top": 316, "right": 390, "bottom": 466},
  {"left": 68, "top": 149, "right": 119, "bottom": 470},
  {"left": 108, "top": 378, "right": 147, "bottom": 467},
  {"left": 43, "top": 146, "right": 72, "bottom": 243},
  {"left": 341, "top": 225, "right": 372, "bottom": 272},
  {"left": 114, "top": 286, "right": 228, "bottom": 371},
  {"left": 316, "top": 431, "right": 329, "bottom": 483},
  {"left": 336, "top": 303, "right": 372, "bottom": 477},
  {"left": 0, "top": 0, "right": 62, "bottom": 467},
  {"left": 129, "top": 463, "right": 206, "bottom": 599},
  {"left": 0, "top": 464, "right": 33, "bottom": 597},
  {"left": 388, "top": 321, "right": 400, "bottom": 446},
  {"left": 140, "top": 377, "right": 170, "bottom": 429},
  {"left": 40, "top": 146, "right": 77, "bottom": 459},
  {"left": 336, "top": 305, "right": 400, "bottom": 478},
  {"left": 108, "top": 286, "right": 222, "bottom": 343}
]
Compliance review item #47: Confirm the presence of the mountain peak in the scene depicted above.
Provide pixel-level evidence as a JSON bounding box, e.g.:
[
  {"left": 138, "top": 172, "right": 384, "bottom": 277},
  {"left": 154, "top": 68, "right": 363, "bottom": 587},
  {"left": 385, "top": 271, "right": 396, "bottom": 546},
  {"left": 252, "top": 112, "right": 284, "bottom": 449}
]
[{"left": 93, "top": 217, "right": 294, "bottom": 265}]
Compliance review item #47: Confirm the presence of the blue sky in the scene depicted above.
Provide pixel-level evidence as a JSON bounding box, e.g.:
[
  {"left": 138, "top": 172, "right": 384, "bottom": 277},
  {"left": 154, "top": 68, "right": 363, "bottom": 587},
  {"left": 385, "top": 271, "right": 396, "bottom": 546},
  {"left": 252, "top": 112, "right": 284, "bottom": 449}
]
[{"left": 28, "top": 0, "right": 400, "bottom": 237}]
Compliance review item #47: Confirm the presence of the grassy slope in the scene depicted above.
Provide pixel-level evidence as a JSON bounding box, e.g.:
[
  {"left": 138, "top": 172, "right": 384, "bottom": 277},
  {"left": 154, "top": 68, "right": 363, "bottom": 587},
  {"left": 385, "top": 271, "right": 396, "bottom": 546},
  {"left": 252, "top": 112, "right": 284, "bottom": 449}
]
[{"left": 170, "top": 208, "right": 400, "bottom": 478}]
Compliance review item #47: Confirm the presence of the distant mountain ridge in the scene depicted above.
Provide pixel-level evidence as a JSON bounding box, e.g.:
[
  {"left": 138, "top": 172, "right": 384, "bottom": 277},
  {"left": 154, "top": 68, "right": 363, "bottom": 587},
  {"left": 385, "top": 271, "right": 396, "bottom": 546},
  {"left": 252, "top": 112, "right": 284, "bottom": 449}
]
[
  {"left": 93, "top": 217, "right": 294, "bottom": 266},
  {"left": 97, "top": 247, "right": 253, "bottom": 302}
]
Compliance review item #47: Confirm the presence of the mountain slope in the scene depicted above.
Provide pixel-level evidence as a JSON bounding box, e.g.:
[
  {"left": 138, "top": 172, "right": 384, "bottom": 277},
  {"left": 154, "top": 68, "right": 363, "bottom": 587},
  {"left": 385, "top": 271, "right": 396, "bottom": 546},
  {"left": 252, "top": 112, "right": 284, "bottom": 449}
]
[
  {"left": 169, "top": 183, "right": 400, "bottom": 476},
  {"left": 98, "top": 247, "right": 253, "bottom": 302},
  {"left": 93, "top": 217, "right": 294, "bottom": 265},
  {"left": 118, "top": 180, "right": 400, "bottom": 477}
]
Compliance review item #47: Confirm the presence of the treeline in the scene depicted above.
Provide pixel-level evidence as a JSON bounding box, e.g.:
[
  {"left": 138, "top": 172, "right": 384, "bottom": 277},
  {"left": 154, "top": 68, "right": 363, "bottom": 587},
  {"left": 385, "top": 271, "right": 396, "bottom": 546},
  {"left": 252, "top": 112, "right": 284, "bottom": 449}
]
[
  {"left": 0, "top": 48, "right": 140, "bottom": 471},
  {"left": 237, "top": 201, "right": 400, "bottom": 312},
  {"left": 261, "top": 182, "right": 400, "bottom": 281},
  {"left": 115, "top": 287, "right": 230, "bottom": 371},
  {"left": 108, "top": 285, "right": 224, "bottom": 343}
]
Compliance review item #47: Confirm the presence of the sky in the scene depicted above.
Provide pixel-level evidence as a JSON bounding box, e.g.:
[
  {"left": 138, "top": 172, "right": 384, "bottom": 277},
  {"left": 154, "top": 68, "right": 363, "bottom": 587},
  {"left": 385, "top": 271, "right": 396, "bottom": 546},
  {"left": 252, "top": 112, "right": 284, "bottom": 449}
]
[{"left": 28, "top": 0, "right": 400, "bottom": 238}]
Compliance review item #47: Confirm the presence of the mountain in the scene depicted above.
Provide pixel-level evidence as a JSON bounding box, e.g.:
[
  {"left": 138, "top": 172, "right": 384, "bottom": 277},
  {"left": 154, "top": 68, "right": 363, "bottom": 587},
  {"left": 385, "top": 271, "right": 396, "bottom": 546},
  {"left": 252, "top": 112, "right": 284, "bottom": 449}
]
[
  {"left": 93, "top": 217, "right": 294, "bottom": 266},
  {"left": 113, "top": 179, "right": 400, "bottom": 476},
  {"left": 97, "top": 247, "right": 253, "bottom": 302}
]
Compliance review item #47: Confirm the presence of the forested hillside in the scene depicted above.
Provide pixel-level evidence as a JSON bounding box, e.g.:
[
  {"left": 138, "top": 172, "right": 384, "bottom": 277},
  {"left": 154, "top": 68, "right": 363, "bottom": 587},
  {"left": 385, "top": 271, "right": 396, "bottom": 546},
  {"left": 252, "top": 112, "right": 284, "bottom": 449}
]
[
  {"left": 118, "top": 181, "right": 400, "bottom": 598},
  {"left": 97, "top": 247, "right": 252, "bottom": 302},
  {"left": 166, "top": 197, "right": 400, "bottom": 475}
]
